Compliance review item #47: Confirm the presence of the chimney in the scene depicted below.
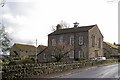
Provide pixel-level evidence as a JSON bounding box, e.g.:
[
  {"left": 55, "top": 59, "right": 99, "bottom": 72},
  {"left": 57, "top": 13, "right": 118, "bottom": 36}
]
[
  {"left": 113, "top": 42, "right": 116, "bottom": 45},
  {"left": 73, "top": 22, "right": 79, "bottom": 28},
  {"left": 56, "top": 24, "right": 61, "bottom": 30}
]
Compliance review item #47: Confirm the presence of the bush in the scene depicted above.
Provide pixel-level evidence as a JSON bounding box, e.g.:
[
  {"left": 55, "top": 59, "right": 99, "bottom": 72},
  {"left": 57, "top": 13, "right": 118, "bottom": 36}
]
[
  {"left": 8, "top": 61, "right": 17, "bottom": 65},
  {"left": 111, "top": 53, "right": 120, "bottom": 58},
  {"left": 18, "top": 58, "right": 34, "bottom": 64},
  {"left": 74, "top": 58, "right": 86, "bottom": 61},
  {"left": 12, "top": 57, "right": 21, "bottom": 61},
  {"left": 78, "top": 58, "right": 86, "bottom": 61}
]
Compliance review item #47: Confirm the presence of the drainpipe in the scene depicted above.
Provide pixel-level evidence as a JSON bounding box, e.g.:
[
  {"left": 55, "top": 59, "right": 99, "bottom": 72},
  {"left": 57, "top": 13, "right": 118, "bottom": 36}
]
[{"left": 35, "top": 39, "right": 38, "bottom": 64}]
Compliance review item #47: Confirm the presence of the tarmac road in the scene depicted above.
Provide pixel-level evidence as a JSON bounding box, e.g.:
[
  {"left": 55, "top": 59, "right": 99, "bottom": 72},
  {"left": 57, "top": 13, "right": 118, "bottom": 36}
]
[{"left": 50, "top": 63, "right": 119, "bottom": 78}]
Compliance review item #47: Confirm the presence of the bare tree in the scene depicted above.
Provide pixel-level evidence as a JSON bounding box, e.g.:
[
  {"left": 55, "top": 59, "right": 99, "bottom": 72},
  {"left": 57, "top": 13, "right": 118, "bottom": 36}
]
[
  {"left": 51, "top": 21, "right": 70, "bottom": 31},
  {"left": 51, "top": 25, "right": 56, "bottom": 32},
  {"left": 0, "top": 0, "right": 6, "bottom": 7},
  {"left": 48, "top": 41, "right": 73, "bottom": 62},
  {"left": 60, "top": 21, "right": 70, "bottom": 29}
]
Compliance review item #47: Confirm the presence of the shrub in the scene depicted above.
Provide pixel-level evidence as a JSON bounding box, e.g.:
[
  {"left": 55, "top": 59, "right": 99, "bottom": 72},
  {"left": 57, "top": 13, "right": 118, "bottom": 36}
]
[
  {"left": 12, "top": 57, "right": 21, "bottom": 61},
  {"left": 78, "top": 58, "right": 86, "bottom": 61},
  {"left": 8, "top": 61, "right": 17, "bottom": 65},
  {"left": 18, "top": 58, "right": 34, "bottom": 64},
  {"left": 111, "top": 53, "right": 120, "bottom": 58}
]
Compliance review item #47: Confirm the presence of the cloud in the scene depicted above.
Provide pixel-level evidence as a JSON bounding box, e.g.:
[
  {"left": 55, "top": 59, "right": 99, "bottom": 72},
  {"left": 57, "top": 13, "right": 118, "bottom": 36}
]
[
  {"left": 1, "top": 2, "right": 37, "bottom": 45},
  {"left": 0, "top": 0, "right": 118, "bottom": 46},
  {"left": 1, "top": 1, "right": 54, "bottom": 46},
  {"left": 5, "top": 2, "right": 34, "bottom": 16}
]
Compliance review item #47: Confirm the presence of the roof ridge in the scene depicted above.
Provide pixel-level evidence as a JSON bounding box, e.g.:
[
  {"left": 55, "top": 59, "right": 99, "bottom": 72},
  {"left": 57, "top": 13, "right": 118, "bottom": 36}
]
[
  {"left": 48, "top": 24, "right": 96, "bottom": 36},
  {"left": 104, "top": 41, "right": 118, "bottom": 49},
  {"left": 61, "top": 24, "right": 96, "bottom": 30},
  {"left": 14, "top": 43, "right": 35, "bottom": 47}
]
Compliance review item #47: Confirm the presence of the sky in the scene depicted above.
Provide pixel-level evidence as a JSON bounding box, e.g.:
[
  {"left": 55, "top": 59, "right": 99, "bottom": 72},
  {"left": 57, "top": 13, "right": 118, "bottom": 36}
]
[{"left": 0, "top": 0, "right": 118, "bottom": 46}]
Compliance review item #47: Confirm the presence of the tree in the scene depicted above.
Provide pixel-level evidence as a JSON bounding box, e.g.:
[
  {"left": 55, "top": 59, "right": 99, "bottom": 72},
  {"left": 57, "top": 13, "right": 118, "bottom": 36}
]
[
  {"left": 0, "top": 26, "right": 11, "bottom": 55},
  {"left": 0, "top": 0, "right": 6, "bottom": 7},
  {"left": 49, "top": 41, "right": 73, "bottom": 62},
  {"left": 0, "top": 0, "right": 10, "bottom": 55},
  {"left": 59, "top": 21, "right": 70, "bottom": 29},
  {"left": 51, "top": 21, "right": 70, "bottom": 31}
]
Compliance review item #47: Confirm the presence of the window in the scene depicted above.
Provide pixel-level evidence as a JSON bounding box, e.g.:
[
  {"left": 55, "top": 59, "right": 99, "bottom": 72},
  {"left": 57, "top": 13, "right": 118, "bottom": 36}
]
[
  {"left": 78, "top": 51, "right": 81, "bottom": 58},
  {"left": 91, "top": 35, "right": 95, "bottom": 47},
  {"left": 51, "top": 55, "right": 54, "bottom": 58},
  {"left": 79, "top": 36, "right": 83, "bottom": 45},
  {"left": 43, "top": 53, "right": 46, "bottom": 59},
  {"left": 83, "top": 52, "right": 85, "bottom": 57},
  {"left": 59, "top": 36, "right": 63, "bottom": 44},
  {"left": 51, "top": 52, "right": 55, "bottom": 58},
  {"left": 52, "top": 39, "right": 56, "bottom": 46},
  {"left": 70, "top": 35, "right": 74, "bottom": 45},
  {"left": 69, "top": 51, "right": 74, "bottom": 58},
  {"left": 98, "top": 38, "right": 101, "bottom": 48},
  {"left": 78, "top": 51, "right": 84, "bottom": 58}
]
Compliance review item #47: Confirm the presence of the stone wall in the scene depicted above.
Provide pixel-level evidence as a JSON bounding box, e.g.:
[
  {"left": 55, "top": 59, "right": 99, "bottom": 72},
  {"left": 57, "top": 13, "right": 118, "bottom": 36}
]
[{"left": 2, "top": 59, "right": 117, "bottom": 79}]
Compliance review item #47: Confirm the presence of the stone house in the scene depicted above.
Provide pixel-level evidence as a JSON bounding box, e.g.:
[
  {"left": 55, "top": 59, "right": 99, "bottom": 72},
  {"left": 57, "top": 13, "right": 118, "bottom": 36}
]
[
  {"left": 37, "top": 45, "right": 50, "bottom": 62},
  {"left": 103, "top": 42, "right": 118, "bottom": 58},
  {"left": 37, "top": 47, "right": 52, "bottom": 62},
  {"left": 37, "top": 45, "right": 47, "bottom": 54},
  {"left": 10, "top": 43, "right": 36, "bottom": 59},
  {"left": 116, "top": 44, "right": 120, "bottom": 53},
  {"left": 37, "top": 22, "right": 104, "bottom": 62},
  {"left": 10, "top": 43, "right": 47, "bottom": 60}
]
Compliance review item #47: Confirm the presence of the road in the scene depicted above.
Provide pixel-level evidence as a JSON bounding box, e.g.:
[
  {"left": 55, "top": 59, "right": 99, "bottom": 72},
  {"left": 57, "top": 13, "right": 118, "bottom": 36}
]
[{"left": 49, "top": 63, "right": 119, "bottom": 78}]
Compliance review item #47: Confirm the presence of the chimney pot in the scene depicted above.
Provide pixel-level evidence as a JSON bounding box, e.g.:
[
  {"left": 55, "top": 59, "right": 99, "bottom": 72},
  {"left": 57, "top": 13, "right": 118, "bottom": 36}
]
[
  {"left": 73, "top": 22, "right": 79, "bottom": 28},
  {"left": 56, "top": 24, "right": 61, "bottom": 30}
]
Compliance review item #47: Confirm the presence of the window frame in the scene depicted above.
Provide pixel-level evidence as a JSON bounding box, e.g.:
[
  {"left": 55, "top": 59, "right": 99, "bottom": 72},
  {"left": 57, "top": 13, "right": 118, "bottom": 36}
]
[
  {"left": 43, "top": 53, "right": 46, "bottom": 59},
  {"left": 69, "top": 51, "right": 74, "bottom": 58},
  {"left": 79, "top": 36, "right": 83, "bottom": 45},
  {"left": 70, "top": 35, "right": 74, "bottom": 46},
  {"left": 98, "top": 38, "right": 101, "bottom": 48},
  {"left": 52, "top": 39, "right": 56, "bottom": 46},
  {"left": 59, "top": 36, "right": 63, "bottom": 44},
  {"left": 78, "top": 51, "right": 84, "bottom": 58},
  {"left": 91, "top": 35, "right": 95, "bottom": 47}
]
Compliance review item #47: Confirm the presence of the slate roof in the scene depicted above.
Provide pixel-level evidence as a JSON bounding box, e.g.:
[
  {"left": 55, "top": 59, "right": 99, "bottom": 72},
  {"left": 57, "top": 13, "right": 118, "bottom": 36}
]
[
  {"left": 104, "top": 42, "right": 118, "bottom": 49},
  {"left": 12, "top": 43, "right": 48, "bottom": 54},
  {"left": 37, "top": 47, "right": 48, "bottom": 56},
  {"left": 13, "top": 43, "right": 36, "bottom": 50},
  {"left": 37, "top": 45, "right": 47, "bottom": 54},
  {"left": 48, "top": 24, "right": 96, "bottom": 36}
]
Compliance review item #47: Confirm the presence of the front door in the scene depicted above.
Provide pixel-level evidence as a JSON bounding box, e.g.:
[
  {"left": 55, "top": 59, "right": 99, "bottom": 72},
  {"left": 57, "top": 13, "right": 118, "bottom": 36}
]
[{"left": 95, "top": 50, "right": 99, "bottom": 57}]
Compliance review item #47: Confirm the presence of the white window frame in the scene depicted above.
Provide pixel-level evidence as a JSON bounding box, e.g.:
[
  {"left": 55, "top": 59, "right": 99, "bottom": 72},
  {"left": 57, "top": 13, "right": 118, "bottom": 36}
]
[
  {"left": 51, "top": 55, "right": 54, "bottom": 58},
  {"left": 79, "top": 36, "right": 83, "bottom": 45},
  {"left": 78, "top": 51, "right": 81, "bottom": 58},
  {"left": 70, "top": 35, "right": 74, "bottom": 45},
  {"left": 52, "top": 39, "right": 56, "bottom": 46},
  {"left": 43, "top": 53, "right": 46, "bottom": 59},
  {"left": 78, "top": 51, "right": 84, "bottom": 58},
  {"left": 69, "top": 51, "right": 74, "bottom": 58},
  {"left": 59, "top": 36, "right": 63, "bottom": 44}
]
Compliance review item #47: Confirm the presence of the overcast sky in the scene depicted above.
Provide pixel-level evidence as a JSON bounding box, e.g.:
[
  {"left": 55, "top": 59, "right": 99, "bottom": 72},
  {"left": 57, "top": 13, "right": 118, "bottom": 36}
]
[{"left": 0, "top": 0, "right": 118, "bottom": 46}]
